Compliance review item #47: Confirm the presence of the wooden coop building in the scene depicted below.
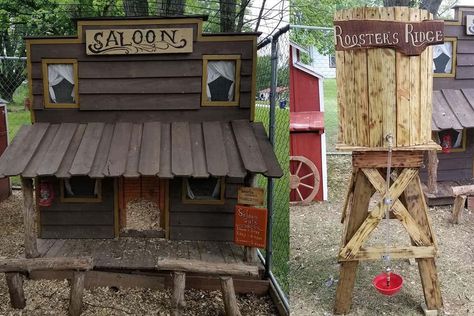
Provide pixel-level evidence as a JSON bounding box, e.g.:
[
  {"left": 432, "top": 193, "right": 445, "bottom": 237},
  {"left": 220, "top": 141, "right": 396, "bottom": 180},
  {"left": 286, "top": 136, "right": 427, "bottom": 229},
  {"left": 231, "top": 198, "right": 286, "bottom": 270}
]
[
  {"left": 420, "top": 5, "right": 474, "bottom": 206},
  {"left": 0, "top": 16, "right": 283, "bottom": 308}
]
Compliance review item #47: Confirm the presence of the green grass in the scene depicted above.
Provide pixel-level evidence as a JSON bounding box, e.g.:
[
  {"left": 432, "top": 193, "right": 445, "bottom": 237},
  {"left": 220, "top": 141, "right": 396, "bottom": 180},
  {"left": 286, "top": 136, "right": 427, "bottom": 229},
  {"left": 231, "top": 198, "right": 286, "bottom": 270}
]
[
  {"left": 254, "top": 105, "right": 290, "bottom": 294},
  {"left": 323, "top": 79, "right": 338, "bottom": 152}
]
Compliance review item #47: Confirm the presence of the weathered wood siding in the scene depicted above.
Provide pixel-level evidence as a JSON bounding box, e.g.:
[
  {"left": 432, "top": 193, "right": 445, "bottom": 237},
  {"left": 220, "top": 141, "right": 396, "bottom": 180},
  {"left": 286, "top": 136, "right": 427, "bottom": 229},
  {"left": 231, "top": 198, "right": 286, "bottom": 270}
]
[
  {"left": 39, "top": 177, "right": 115, "bottom": 238},
  {"left": 28, "top": 19, "right": 255, "bottom": 122},
  {"left": 433, "top": 8, "right": 474, "bottom": 90},
  {"left": 169, "top": 177, "right": 244, "bottom": 241},
  {"left": 421, "top": 129, "right": 474, "bottom": 182}
]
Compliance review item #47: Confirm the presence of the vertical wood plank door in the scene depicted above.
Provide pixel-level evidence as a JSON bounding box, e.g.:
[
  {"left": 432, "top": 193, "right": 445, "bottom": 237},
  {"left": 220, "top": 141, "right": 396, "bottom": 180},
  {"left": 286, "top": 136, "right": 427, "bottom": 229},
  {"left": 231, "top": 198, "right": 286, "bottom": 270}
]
[{"left": 0, "top": 105, "right": 10, "bottom": 201}]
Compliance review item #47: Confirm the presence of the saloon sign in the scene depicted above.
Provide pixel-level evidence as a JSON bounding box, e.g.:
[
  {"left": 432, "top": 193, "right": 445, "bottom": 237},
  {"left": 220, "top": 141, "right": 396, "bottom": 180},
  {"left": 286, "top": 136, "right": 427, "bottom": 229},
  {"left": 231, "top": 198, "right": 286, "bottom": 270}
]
[
  {"left": 334, "top": 20, "right": 444, "bottom": 55},
  {"left": 85, "top": 28, "right": 193, "bottom": 55}
]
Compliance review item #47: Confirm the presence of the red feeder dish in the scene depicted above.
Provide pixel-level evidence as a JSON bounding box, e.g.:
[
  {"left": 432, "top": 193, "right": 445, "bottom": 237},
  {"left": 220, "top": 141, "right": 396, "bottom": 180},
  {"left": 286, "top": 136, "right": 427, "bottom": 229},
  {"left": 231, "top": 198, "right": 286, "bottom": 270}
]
[{"left": 372, "top": 272, "right": 403, "bottom": 296}]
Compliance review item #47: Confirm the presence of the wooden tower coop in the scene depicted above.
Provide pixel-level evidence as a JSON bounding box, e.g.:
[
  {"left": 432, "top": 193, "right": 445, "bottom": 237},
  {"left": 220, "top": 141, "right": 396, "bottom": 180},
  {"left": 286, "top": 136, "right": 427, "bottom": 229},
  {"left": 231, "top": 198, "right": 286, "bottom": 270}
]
[{"left": 334, "top": 7, "right": 444, "bottom": 314}]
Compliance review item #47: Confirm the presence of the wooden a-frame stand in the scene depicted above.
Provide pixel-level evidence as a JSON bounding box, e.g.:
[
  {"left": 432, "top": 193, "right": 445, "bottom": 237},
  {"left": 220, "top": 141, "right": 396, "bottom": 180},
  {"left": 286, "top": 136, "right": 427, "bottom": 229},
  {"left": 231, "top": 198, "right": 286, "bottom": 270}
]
[{"left": 334, "top": 151, "right": 443, "bottom": 315}]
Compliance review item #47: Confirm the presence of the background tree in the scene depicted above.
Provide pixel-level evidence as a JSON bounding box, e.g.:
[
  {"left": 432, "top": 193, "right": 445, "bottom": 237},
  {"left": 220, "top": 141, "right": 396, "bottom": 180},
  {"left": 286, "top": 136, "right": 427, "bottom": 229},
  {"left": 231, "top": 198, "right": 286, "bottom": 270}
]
[
  {"left": 123, "top": 0, "right": 149, "bottom": 16},
  {"left": 157, "top": 0, "right": 185, "bottom": 15}
]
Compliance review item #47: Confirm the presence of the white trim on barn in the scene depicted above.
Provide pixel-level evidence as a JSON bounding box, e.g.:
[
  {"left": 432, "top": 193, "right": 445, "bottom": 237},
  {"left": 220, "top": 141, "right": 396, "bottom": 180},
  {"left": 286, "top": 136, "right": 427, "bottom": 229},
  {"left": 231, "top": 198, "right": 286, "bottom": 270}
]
[{"left": 309, "top": 47, "right": 336, "bottom": 79}]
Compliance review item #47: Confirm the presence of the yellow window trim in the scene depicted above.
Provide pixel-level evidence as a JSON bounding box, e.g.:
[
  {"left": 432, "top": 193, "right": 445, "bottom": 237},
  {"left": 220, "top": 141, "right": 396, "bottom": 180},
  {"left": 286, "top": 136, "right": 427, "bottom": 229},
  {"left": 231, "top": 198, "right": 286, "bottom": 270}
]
[
  {"left": 181, "top": 177, "right": 226, "bottom": 205},
  {"left": 42, "top": 59, "right": 79, "bottom": 109},
  {"left": 60, "top": 178, "right": 102, "bottom": 203},
  {"left": 434, "top": 129, "right": 467, "bottom": 153},
  {"left": 201, "top": 55, "right": 241, "bottom": 107},
  {"left": 433, "top": 37, "right": 457, "bottom": 78}
]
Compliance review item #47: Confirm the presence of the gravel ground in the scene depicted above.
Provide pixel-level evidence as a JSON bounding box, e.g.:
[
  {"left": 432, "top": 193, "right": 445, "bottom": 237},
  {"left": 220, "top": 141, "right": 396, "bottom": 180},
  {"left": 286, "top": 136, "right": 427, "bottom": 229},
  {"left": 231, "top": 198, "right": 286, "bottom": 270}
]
[
  {"left": 0, "top": 191, "right": 277, "bottom": 315},
  {"left": 290, "top": 155, "right": 474, "bottom": 316}
]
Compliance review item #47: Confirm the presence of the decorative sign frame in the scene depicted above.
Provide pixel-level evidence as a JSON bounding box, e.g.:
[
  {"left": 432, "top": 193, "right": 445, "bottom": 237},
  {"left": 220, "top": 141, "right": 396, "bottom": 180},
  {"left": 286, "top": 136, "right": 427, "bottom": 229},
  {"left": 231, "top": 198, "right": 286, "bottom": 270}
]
[
  {"left": 234, "top": 205, "right": 267, "bottom": 249},
  {"left": 237, "top": 187, "right": 264, "bottom": 206},
  {"left": 334, "top": 20, "right": 444, "bottom": 55},
  {"left": 86, "top": 28, "right": 193, "bottom": 55},
  {"left": 467, "top": 15, "right": 474, "bottom": 36}
]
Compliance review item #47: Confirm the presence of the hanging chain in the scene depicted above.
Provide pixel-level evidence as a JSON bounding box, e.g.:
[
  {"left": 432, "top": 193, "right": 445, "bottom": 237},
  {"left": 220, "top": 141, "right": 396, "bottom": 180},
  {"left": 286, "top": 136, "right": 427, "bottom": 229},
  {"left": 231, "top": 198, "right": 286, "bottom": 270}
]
[{"left": 383, "top": 133, "right": 394, "bottom": 285}]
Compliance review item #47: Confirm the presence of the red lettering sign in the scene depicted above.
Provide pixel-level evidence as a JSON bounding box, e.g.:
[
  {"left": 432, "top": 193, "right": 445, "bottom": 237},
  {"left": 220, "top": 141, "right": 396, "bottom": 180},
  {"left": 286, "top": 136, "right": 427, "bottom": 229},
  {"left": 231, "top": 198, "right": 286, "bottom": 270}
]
[
  {"left": 334, "top": 20, "right": 444, "bottom": 56},
  {"left": 234, "top": 205, "right": 267, "bottom": 249}
]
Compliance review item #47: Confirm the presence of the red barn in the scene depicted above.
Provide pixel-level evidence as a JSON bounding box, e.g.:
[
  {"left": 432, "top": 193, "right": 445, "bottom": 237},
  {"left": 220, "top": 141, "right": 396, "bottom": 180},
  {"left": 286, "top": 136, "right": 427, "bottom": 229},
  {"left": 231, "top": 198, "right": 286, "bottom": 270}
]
[{"left": 289, "top": 42, "right": 327, "bottom": 203}]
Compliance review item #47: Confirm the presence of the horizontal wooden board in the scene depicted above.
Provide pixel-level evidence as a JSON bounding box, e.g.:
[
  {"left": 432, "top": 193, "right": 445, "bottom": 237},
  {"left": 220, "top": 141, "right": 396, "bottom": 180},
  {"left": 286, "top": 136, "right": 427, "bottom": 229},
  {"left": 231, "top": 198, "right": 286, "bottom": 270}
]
[
  {"left": 433, "top": 78, "right": 474, "bottom": 90},
  {"left": 40, "top": 225, "right": 114, "bottom": 238},
  {"left": 30, "top": 41, "right": 255, "bottom": 62},
  {"left": 456, "top": 66, "right": 474, "bottom": 79},
  {"left": 33, "top": 108, "right": 250, "bottom": 123},
  {"left": 79, "top": 78, "right": 202, "bottom": 94},
  {"left": 170, "top": 226, "right": 234, "bottom": 241},
  {"left": 79, "top": 93, "right": 201, "bottom": 110},
  {"left": 457, "top": 40, "right": 474, "bottom": 54},
  {"left": 41, "top": 211, "right": 114, "bottom": 225},
  {"left": 170, "top": 212, "right": 234, "bottom": 228},
  {"left": 457, "top": 54, "right": 474, "bottom": 66}
]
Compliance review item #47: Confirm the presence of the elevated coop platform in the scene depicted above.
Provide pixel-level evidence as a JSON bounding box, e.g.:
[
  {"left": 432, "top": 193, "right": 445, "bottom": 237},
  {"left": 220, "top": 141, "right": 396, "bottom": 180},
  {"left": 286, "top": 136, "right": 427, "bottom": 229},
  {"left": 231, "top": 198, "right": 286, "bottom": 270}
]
[
  {"left": 33, "top": 238, "right": 267, "bottom": 294},
  {"left": 422, "top": 180, "right": 474, "bottom": 206}
]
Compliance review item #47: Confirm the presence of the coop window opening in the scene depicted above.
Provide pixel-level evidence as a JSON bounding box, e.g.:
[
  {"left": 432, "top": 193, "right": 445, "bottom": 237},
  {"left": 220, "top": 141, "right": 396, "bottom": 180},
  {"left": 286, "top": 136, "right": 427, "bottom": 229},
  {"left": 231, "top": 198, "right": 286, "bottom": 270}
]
[
  {"left": 201, "top": 55, "right": 241, "bottom": 107},
  {"left": 433, "top": 37, "right": 457, "bottom": 78},
  {"left": 182, "top": 177, "right": 225, "bottom": 204},
  {"left": 42, "top": 59, "right": 79, "bottom": 109},
  {"left": 60, "top": 176, "right": 102, "bottom": 203},
  {"left": 434, "top": 128, "right": 466, "bottom": 152}
]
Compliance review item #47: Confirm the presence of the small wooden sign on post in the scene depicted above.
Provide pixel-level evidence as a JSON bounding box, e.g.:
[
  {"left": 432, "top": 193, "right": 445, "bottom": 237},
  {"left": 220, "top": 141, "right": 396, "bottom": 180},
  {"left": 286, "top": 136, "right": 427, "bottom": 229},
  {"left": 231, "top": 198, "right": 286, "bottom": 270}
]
[
  {"left": 234, "top": 205, "right": 267, "bottom": 249},
  {"left": 237, "top": 187, "right": 264, "bottom": 206}
]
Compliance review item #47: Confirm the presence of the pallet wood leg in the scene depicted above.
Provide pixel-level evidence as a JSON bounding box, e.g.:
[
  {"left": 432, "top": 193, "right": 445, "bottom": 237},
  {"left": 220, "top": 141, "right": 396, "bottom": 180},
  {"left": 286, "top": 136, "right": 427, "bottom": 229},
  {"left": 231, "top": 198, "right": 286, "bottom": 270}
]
[
  {"left": 69, "top": 271, "right": 86, "bottom": 316},
  {"left": 172, "top": 272, "right": 186, "bottom": 316},
  {"left": 335, "top": 170, "right": 374, "bottom": 314},
  {"left": 243, "top": 247, "right": 257, "bottom": 263},
  {"left": 21, "top": 178, "right": 40, "bottom": 258},
  {"left": 6, "top": 272, "right": 26, "bottom": 309},
  {"left": 427, "top": 150, "right": 438, "bottom": 194},
  {"left": 220, "top": 276, "right": 241, "bottom": 316},
  {"left": 451, "top": 195, "right": 466, "bottom": 224},
  {"left": 418, "top": 259, "right": 443, "bottom": 311}
]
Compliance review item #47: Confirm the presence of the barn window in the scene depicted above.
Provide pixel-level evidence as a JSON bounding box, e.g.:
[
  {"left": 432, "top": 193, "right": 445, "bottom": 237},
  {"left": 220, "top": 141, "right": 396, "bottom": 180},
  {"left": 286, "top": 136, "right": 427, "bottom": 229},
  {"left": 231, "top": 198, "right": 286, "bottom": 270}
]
[
  {"left": 202, "top": 55, "right": 241, "bottom": 106},
  {"left": 182, "top": 177, "right": 225, "bottom": 204},
  {"left": 60, "top": 177, "right": 102, "bottom": 202},
  {"left": 434, "top": 129, "right": 466, "bottom": 153},
  {"left": 42, "top": 59, "right": 79, "bottom": 108},
  {"left": 329, "top": 55, "right": 336, "bottom": 68},
  {"left": 433, "top": 38, "right": 456, "bottom": 78}
]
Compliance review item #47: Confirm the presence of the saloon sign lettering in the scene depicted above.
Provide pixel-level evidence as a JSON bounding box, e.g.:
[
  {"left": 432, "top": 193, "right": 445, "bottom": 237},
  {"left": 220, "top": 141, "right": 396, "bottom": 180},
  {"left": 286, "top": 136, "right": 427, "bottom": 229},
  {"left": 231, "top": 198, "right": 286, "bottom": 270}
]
[
  {"left": 85, "top": 28, "right": 193, "bottom": 55},
  {"left": 334, "top": 20, "right": 444, "bottom": 55}
]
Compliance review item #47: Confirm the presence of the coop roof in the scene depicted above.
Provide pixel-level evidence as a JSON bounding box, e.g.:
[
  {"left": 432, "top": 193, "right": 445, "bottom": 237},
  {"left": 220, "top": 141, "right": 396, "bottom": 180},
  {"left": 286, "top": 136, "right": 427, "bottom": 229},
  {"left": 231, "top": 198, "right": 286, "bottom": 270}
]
[
  {"left": 0, "top": 120, "right": 282, "bottom": 179},
  {"left": 432, "top": 89, "right": 474, "bottom": 131}
]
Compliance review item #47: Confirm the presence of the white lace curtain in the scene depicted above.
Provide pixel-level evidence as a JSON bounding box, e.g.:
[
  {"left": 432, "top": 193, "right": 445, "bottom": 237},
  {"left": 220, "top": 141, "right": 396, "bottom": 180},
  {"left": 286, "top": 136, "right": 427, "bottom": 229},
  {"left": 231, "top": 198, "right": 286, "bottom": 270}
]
[
  {"left": 206, "top": 61, "right": 235, "bottom": 101},
  {"left": 48, "top": 64, "right": 75, "bottom": 103},
  {"left": 433, "top": 42, "right": 452, "bottom": 74}
]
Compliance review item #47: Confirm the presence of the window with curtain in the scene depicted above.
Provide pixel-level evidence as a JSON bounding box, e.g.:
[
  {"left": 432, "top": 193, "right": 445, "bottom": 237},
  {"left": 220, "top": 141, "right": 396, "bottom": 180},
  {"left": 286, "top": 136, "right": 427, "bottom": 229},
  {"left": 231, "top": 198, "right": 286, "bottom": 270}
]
[
  {"left": 48, "top": 64, "right": 75, "bottom": 103},
  {"left": 433, "top": 40, "right": 455, "bottom": 76},
  {"left": 183, "top": 177, "right": 224, "bottom": 204},
  {"left": 206, "top": 61, "right": 236, "bottom": 102}
]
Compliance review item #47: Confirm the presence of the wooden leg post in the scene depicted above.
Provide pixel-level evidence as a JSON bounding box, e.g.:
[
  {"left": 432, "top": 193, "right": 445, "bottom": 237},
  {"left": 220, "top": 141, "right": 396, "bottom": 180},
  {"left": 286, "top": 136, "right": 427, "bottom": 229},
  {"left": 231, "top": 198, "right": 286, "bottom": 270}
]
[
  {"left": 172, "top": 272, "right": 186, "bottom": 316},
  {"left": 427, "top": 150, "right": 438, "bottom": 194},
  {"left": 452, "top": 195, "right": 466, "bottom": 224},
  {"left": 220, "top": 276, "right": 241, "bottom": 316},
  {"left": 6, "top": 272, "right": 26, "bottom": 309},
  {"left": 21, "top": 177, "right": 40, "bottom": 258},
  {"left": 69, "top": 271, "right": 86, "bottom": 316},
  {"left": 244, "top": 247, "right": 257, "bottom": 263}
]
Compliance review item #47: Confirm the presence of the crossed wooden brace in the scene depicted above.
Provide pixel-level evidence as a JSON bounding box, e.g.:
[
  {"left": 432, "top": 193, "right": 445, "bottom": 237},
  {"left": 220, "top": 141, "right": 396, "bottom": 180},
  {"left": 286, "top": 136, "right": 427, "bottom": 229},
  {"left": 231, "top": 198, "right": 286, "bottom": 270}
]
[{"left": 339, "top": 168, "right": 434, "bottom": 261}]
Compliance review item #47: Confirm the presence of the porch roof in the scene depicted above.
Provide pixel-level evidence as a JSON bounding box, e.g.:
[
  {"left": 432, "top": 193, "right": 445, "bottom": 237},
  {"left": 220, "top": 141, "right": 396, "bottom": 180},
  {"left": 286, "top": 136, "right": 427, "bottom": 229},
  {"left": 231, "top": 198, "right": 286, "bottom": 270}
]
[
  {"left": 0, "top": 120, "right": 282, "bottom": 179},
  {"left": 432, "top": 89, "right": 474, "bottom": 131}
]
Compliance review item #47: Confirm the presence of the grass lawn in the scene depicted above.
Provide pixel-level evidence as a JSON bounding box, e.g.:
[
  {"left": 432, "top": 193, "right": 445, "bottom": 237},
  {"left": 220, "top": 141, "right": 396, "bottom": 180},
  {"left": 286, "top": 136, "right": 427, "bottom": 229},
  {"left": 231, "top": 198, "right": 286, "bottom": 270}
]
[{"left": 323, "top": 78, "right": 338, "bottom": 152}]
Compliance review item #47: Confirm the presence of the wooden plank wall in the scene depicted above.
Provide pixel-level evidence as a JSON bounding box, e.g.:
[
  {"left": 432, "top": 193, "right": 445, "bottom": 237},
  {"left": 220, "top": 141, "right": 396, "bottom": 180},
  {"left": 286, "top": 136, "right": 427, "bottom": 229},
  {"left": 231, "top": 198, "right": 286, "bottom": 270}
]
[
  {"left": 433, "top": 8, "right": 474, "bottom": 90},
  {"left": 39, "top": 177, "right": 115, "bottom": 238},
  {"left": 335, "top": 7, "right": 433, "bottom": 149},
  {"left": 169, "top": 177, "right": 243, "bottom": 241},
  {"left": 29, "top": 21, "right": 254, "bottom": 122}
]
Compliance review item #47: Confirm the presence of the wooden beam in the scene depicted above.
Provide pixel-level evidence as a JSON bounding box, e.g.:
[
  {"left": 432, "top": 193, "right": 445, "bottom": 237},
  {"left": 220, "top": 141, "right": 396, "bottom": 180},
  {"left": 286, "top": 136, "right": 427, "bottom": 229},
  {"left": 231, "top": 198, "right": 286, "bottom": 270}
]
[
  {"left": 6, "top": 272, "right": 26, "bottom": 309},
  {"left": 427, "top": 150, "right": 438, "bottom": 194},
  {"left": 21, "top": 177, "right": 40, "bottom": 258},
  {"left": 172, "top": 272, "right": 186, "bottom": 316},
  {"left": 220, "top": 276, "right": 241, "bottom": 316},
  {"left": 0, "top": 257, "right": 93, "bottom": 273},
  {"left": 339, "top": 246, "right": 436, "bottom": 261},
  {"left": 157, "top": 259, "right": 259, "bottom": 277},
  {"left": 452, "top": 195, "right": 466, "bottom": 224},
  {"left": 451, "top": 185, "right": 474, "bottom": 196},
  {"left": 69, "top": 271, "right": 85, "bottom": 316},
  {"left": 353, "top": 151, "right": 424, "bottom": 168}
]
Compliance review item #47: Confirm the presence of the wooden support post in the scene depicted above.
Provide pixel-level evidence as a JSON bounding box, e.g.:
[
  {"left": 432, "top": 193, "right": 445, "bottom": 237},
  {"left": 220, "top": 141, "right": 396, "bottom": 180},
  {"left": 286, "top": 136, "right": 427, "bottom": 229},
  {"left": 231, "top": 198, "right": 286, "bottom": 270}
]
[
  {"left": 427, "top": 150, "right": 438, "bottom": 194},
  {"left": 335, "top": 170, "right": 374, "bottom": 314},
  {"left": 172, "top": 272, "right": 186, "bottom": 316},
  {"left": 21, "top": 177, "right": 40, "bottom": 258},
  {"left": 243, "top": 247, "right": 257, "bottom": 263},
  {"left": 452, "top": 195, "right": 466, "bottom": 224},
  {"left": 220, "top": 276, "right": 241, "bottom": 316},
  {"left": 5, "top": 272, "right": 26, "bottom": 309},
  {"left": 69, "top": 271, "right": 86, "bottom": 316}
]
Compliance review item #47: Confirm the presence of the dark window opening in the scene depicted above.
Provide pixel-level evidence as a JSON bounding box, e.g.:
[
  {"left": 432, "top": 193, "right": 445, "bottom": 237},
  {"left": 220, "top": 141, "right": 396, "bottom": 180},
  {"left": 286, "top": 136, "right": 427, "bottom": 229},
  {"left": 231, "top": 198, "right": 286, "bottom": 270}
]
[
  {"left": 184, "top": 177, "right": 222, "bottom": 201},
  {"left": 63, "top": 176, "right": 100, "bottom": 199}
]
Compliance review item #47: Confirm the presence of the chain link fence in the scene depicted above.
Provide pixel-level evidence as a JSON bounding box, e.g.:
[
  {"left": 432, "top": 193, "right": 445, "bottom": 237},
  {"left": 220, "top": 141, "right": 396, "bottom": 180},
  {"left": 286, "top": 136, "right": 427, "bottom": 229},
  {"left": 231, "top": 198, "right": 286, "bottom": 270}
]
[
  {"left": 0, "top": 57, "right": 27, "bottom": 105},
  {"left": 254, "top": 28, "right": 290, "bottom": 298}
]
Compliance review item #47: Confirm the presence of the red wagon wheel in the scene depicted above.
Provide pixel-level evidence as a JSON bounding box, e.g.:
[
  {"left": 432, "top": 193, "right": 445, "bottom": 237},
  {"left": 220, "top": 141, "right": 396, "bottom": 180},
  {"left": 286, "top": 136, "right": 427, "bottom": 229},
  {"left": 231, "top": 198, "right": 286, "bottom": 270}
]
[{"left": 290, "top": 156, "right": 320, "bottom": 205}]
